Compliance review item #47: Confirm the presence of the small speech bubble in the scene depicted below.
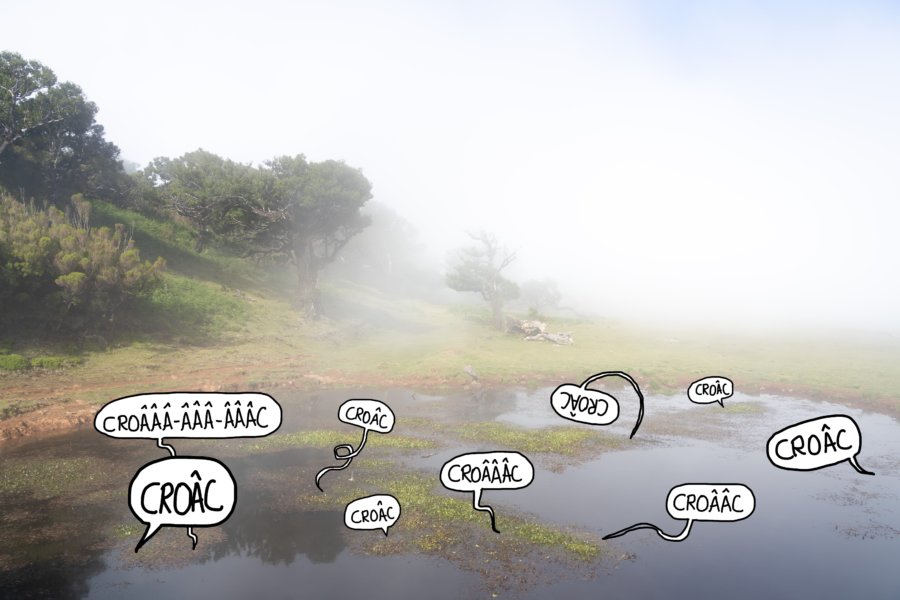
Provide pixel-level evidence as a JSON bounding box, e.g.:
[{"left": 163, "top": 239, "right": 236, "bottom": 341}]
[
  {"left": 338, "top": 399, "right": 395, "bottom": 434},
  {"left": 129, "top": 456, "right": 236, "bottom": 552},
  {"left": 687, "top": 376, "right": 733, "bottom": 407},
  {"left": 604, "top": 483, "right": 755, "bottom": 542},
  {"left": 550, "top": 371, "right": 645, "bottom": 438},
  {"left": 766, "top": 414, "right": 874, "bottom": 475},
  {"left": 344, "top": 494, "right": 401, "bottom": 536},
  {"left": 95, "top": 392, "right": 282, "bottom": 441},
  {"left": 316, "top": 399, "right": 396, "bottom": 491},
  {"left": 439, "top": 451, "right": 534, "bottom": 533}
]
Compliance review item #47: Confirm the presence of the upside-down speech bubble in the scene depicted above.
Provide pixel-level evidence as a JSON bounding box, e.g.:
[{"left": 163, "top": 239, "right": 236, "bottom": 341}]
[
  {"left": 95, "top": 392, "right": 282, "bottom": 440},
  {"left": 344, "top": 494, "right": 401, "bottom": 536},
  {"left": 439, "top": 451, "right": 534, "bottom": 533},
  {"left": 766, "top": 414, "right": 874, "bottom": 475},
  {"left": 550, "top": 371, "right": 645, "bottom": 438},
  {"left": 604, "top": 483, "right": 755, "bottom": 542},
  {"left": 316, "top": 399, "right": 396, "bottom": 491},
  {"left": 687, "top": 376, "right": 733, "bottom": 408},
  {"left": 129, "top": 456, "right": 236, "bottom": 552}
]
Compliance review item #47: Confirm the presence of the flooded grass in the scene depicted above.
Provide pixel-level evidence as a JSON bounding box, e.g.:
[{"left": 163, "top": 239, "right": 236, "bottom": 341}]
[
  {"left": 449, "top": 422, "right": 623, "bottom": 456},
  {"left": 242, "top": 430, "right": 437, "bottom": 452}
]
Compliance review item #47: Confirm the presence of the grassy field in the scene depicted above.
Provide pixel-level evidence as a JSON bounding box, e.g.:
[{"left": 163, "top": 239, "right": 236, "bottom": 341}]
[{"left": 2, "top": 201, "right": 899, "bottom": 424}]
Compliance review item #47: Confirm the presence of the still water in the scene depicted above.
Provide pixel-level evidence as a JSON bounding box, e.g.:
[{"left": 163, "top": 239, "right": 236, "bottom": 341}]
[{"left": 1, "top": 388, "right": 897, "bottom": 599}]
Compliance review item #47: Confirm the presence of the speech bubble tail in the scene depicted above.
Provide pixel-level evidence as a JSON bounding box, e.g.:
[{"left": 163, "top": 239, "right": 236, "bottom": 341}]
[
  {"left": 187, "top": 526, "right": 198, "bottom": 549},
  {"left": 316, "top": 457, "right": 354, "bottom": 492},
  {"left": 157, "top": 438, "right": 176, "bottom": 457},
  {"left": 382, "top": 526, "right": 389, "bottom": 536},
  {"left": 718, "top": 399, "right": 725, "bottom": 408},
  {"left": 472, "top": 489, "right": 499, "bottom": 534},
  {"left": 135, "top": 522, "right": 162, "bottom": 553},
  {"left": 603, "top": 519, "right": 692, "bottom": 542},
  {"left": 849, "top": 455, "right": 875, "bottom": 476}
]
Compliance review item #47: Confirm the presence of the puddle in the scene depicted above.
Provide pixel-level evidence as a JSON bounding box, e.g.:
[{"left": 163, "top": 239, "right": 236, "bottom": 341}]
[{"left": 1, "top": 388, "right": 898, "bottom": 598}]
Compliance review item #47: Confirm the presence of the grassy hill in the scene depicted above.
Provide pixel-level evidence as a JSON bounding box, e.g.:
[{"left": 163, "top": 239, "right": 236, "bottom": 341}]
[{"left": 2, "top": 201, "right": 899, "bottom": 423}]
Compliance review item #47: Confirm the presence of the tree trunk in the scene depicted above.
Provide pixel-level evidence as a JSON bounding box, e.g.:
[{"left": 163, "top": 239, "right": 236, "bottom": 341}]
[
  {"left": 491, "top": 296, "right": 506, "bottom": 331},
  {"left": 293, "top": 238, "right": 320, "bottom": 316}
]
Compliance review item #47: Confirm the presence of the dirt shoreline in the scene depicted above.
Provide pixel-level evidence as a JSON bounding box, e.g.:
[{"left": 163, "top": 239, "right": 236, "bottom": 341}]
[{"left": 2, "top": 367, "right": 896, "bottom": 442}]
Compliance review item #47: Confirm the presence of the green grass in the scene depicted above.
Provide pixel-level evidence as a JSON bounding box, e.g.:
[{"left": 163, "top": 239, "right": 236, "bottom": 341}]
[
  {"left": 449, "top": 422, "right": 622, "bottom": 455},
  {"left": 243, "top": 429, "right": 436, "bottom": 452},
  {"left": 0, "top": 353, "right": 30, "bottom": 371}
]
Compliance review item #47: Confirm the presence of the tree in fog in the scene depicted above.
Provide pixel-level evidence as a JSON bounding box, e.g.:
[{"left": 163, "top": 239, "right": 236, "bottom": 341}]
[
  {"left": 142, "top": 149, "right": 256, "bottom": 252},
  {"left": 0, "top": 51, "right": 126, "bottom": 203},
  {"left": 245, "top": 156, "right": 372, "bottom": 314},
  {"left": 446, "top": 231, "right": 518, "bottom": 330}
]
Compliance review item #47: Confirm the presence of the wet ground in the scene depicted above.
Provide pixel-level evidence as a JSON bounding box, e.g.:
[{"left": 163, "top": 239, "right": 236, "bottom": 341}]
[{"left": 1, "top": 387, "right": 898, "bottom": 598}]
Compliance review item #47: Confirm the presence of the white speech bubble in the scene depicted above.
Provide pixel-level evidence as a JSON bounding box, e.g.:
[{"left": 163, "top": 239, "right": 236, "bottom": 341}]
[
  {"left": 129, "top": 456, "right": 236, "bottom": 552},
  {"left": 338, "top": 399, "right": 395, "bottom": 434},
  {"left": 666, "top": 483, "right": 755, "bottom": 522},
  {"left": 687, "top": 376, "right": 733, "bottom": 407},
  {"left": 604, "top": 482, "right": 755, "bottom": 542},
  {"left": 439, "top": 451, "right": 534, "bottom": 533},
  {"left": 95, "top": 392, "right": 282, "bottom": 440},
  {"left": 315, "top": 399, "right": 397, "bottom": 491},
  {"left": 549, "top": 371, "right": 645, "bottom": 438},
  {"left": 550, "top": 384, "right": 619, "bottom": 426},
  {"left": 766, "top": 414, "right": 874, "bottom": 475},
  {"left": 344, "top": 494, "right": 401, "bottom": 535}
]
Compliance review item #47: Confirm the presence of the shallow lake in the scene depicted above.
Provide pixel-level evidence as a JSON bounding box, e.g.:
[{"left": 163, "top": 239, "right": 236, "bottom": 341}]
[{"left": 1, "top": 387, "right": 898, "bottom": 598}]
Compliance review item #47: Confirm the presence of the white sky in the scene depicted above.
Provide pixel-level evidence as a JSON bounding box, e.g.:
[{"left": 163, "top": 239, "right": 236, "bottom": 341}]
[{"left": 4, "top": 0, "right": 900, "bottom": 331}]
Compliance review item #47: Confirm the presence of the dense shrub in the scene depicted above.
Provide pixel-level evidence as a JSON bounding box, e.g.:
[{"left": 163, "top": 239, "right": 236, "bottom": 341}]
[{"left": 0, "top": 195, "right": 165, "bottom": 331}]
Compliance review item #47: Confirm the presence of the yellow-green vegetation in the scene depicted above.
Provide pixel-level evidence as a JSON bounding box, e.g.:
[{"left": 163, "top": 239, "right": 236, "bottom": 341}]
[
  {"left": 353, "top": 472, "right": 600, "bottom": 561},
  {"left": 243, "top": 430, "right": 436, "bottom": 452},
  {"left": 450, "top": 422, "right": 622, "bottom": 456},
  {"left": 3, "top": 201, "right": 900, "bottom": 425}
]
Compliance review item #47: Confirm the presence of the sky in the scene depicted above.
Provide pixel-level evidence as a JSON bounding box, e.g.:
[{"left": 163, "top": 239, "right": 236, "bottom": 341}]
[{"left": 4, "top": 0, "right": 900, "bottom": 331}]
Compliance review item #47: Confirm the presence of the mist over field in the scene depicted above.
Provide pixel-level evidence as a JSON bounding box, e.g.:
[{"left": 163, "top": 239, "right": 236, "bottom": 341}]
[{"left": 4, "top": 0, "right": 899, "bottom": 333}]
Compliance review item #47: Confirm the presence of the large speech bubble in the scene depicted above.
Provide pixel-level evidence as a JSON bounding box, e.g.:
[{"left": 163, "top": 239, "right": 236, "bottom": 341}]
[
  {"left": 129, "top": 456, "right": 236, "bottom": 552},
  {"left": 439, "top": 451, "right": 534, "bottom": 533},
  {"left": 316, "top": 399, "right": 396, "bottom": 491},
  {"left": 550, "top": 371, "right": 645, "bottom": 438},
  {"left": 344, "top": 494, "right": 401, "bottom": 536},
  {"left": 95, "top": 392, "right": 282, "bottom": 440},
  {"left": 687, "top": 376, "right": 733, "bottom": 407},
  {"left": 766, "top": 414, "right": 874, "bottom": 475},
  {"left": 604, "top": 483, "right": 755, "bottom": 542}
]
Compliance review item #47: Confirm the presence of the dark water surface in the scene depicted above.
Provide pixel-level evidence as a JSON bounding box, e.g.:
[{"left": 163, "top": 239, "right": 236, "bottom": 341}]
[{"left": 1, "top": 388, "right": 898, "bottom": 599}]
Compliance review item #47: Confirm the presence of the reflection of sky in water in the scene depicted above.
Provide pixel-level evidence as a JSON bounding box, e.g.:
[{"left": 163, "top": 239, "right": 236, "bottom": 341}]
[
  {"left": 86, "top": 553, "right": 479, "bottom": 600},
  {"left": 2, "top": 388, "right": 899, "bottom": 599},
  {"left": 492, "top": 388, "right": 900, "bottom": 599}
]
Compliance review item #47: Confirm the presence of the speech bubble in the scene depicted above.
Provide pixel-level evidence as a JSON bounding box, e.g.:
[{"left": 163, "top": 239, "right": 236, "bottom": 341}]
[
  {"left": 338, "top": 399, "right": 395, "bottom": 434},
  {"left": 604, "top": 483, "right": 755, "bottom": 542},
  {"left": 95, "top": 392, "right": 282, "bottom": 440},
  {"left": 439, "top": 451, "right": 534, "bottom": 533},
  {"left": 344, "top": 494, "right": 401, "bottom": 535},
  {"left": 316, "top": 399, "right": 396, "bottom": 491},
  {"left": 687, "top": 376, "right": 733, "bottom": 407},
  {"left": 550, "top": 371, "right": 645, "bottom": 438},
  {"left": 766, "top": 414, "right": 874, "bottom": 475},
  {"left": 129, "top": 456, "right": 236, "bottom": 552}
]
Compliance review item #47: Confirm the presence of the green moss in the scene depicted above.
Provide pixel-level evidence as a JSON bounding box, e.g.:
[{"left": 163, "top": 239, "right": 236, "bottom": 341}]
[
  {"left": 0, "top": 457, "right": 97, "bottom": 499},
  {"left": 30, "top": 355, "right": 82, "bottom": 370},
  {"left": 243, "top": 429, "right": 436, "bottom": 452},
  {"left": 451, "top": 422, "right": 622, "bottom": 455}
]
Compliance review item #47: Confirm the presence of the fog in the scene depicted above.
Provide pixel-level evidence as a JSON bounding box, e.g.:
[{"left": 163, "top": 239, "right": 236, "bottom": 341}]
[{"left": 5, "top": 0, "right": 900, "bottom": 331}]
